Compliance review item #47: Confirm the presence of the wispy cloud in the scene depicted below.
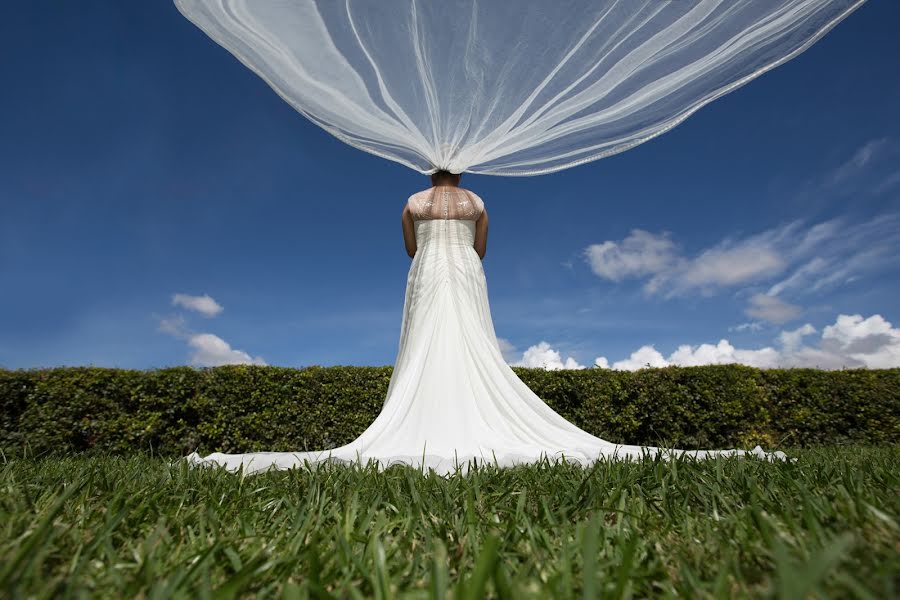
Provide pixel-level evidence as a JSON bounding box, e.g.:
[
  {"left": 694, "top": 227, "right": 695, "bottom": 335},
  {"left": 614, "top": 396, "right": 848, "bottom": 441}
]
[
  {"left": 827, "top": 137, "right": 890, "bottom": 187},
  {"left": 728, "top": 321, "right": 764, "bottom": 333},
  {"left": 674, "top": 236, "right": 786, "bottom": 296},
  {"left": 763, "top": 213, "right": 900, "bottom": 298},
  {"left": 744, "top": 293, "right": 803, "bottom": 325},
  {"left": 581, "top": 212, "right": 900, "bottom": 324},
  {"left": 786, "top": 137, "right": 897, "bottom": 212},
  {"left": 873, "top": 170, "right": 900, "bottom": 195},
  {"left": 158, "top": 314, "right": 188, "bottom": 337}
]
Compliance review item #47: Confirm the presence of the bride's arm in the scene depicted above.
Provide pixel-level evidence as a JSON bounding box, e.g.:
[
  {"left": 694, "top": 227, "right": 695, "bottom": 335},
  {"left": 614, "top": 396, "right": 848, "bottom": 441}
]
[
  {"left": 474, "top": 208, "right": 488, "bottom": 260},
  {"left": 402, "top": 205, "right": 416, "bottom": 258}
]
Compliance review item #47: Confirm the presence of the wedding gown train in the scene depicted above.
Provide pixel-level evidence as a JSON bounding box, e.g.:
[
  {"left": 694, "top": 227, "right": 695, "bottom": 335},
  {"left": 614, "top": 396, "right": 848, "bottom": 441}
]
[{"left": 181, "top": 188, "right": 786, "bottom": 477}]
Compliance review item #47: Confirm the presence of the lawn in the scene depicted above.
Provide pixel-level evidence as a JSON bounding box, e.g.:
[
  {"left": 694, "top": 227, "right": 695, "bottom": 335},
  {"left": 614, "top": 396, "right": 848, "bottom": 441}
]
[{"left": 1, "top": 446, "right": 897, "bottom": 598}]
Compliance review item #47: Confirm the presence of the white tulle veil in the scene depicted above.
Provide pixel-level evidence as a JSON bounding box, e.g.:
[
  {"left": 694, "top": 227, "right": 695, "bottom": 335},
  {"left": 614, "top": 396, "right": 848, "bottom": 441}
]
[{"left": 174, "top": 0, "right": 866, "bottom": 176}]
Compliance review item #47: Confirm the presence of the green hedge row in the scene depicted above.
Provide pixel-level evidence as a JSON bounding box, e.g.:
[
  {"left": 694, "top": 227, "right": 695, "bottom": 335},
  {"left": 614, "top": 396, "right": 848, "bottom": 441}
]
[{"left": 1, "top": 364, "right": 897, "bottom": 458}]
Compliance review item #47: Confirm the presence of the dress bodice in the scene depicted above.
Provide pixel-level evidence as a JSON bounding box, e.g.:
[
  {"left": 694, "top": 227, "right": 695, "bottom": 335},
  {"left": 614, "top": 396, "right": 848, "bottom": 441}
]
[
  {"left": 414, "top": 216, "right": 477, "bottom": 250},
  {"left": 409, "top": 186, "right": 483, "bottom": 252}
]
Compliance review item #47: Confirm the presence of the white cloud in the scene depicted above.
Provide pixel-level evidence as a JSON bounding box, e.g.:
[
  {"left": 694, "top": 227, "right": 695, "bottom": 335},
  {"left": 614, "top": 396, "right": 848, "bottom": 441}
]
[
  {"left": 581, "top": 213, "right": 900, "bottom": 325},
  {"left": 679, "top": 240, "right": 785, "bottom": 293},
  {"left": 745, "top": 293, "right": 803, "bottom": 325},
  {"left": 670, "top": 340, "right": 781, "bottom": 368},
  {"left": 186, "top": 333, "right": 267, "bottom": 367},
  {"left": 156, "top": 295, "right": 266, "bottom": 367},
  {"left": 510, "top": 341, "right": 585, "bottom": 370},
  {"left": 593, "top": 313, "right": 900, "bottom": 371},
  {"left": 583, "top": 229, "right": 679, "bottom": 282},
  {"left": 582, "top": 223, "right": 799, "bottom": 298},
  {"left": 777, "top": 323, "right": 817, "bottom": 352},
  {"left": 578, "top": 141, "right": 895, "bottom": 325},
  {"left": 821, "top": 314, "right": 900, "bottom": 369},
  {"left": 172, "top": 293, "right": 223, "bottom": 317},
  {"left": 728, "top": 321, "right": 764, "bottom": 333},
  {"left": 650, "top": 222, "right": 806, "bottom": 299},
  {"left": 595, "top": 340, "right": 780, "bottom": 371},
  {"left": 596, "top": 344, "right": 671, "bottom": 371}
]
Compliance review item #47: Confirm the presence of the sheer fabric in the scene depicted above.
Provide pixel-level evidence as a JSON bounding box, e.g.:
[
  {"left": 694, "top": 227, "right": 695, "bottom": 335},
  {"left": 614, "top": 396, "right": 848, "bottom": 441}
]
[
  {"left": 173, "top": 0, "right": 865, "bottom": 175},
  {"left": 408, "top": 186, "right": 484, "bottom": 222},
  {"left": 180, "top": 189, "right": 787, "bottom": 477}
]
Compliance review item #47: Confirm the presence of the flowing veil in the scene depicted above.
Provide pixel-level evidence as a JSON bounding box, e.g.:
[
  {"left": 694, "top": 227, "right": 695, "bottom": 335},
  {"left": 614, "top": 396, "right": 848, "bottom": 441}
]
[{"left": 173, "top": 0, "right": 866, "bottom": 175}]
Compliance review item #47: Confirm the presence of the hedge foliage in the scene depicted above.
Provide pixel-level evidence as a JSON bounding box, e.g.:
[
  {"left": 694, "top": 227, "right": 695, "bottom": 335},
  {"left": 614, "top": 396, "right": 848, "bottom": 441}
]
[{"left": 1, "top": 364, "right": 897, "bottom": 458}]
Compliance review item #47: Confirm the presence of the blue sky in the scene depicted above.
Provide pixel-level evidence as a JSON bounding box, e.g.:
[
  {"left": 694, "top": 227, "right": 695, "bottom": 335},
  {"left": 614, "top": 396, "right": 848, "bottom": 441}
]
[{"left": 1, "top": 1, "right": 899, "bottom": 371}]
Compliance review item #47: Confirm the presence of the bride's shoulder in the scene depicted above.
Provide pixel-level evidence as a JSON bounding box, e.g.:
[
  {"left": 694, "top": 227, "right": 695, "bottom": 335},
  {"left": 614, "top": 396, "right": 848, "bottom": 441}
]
[
  {"left": 407, "top": 188, "right": 432, "bottom": 209},
  {"left": 407, "top": 188, "right": 433, "bottom": 201},
  {"left": 461, "top": 188, "right": 485, "bottom": 213}
]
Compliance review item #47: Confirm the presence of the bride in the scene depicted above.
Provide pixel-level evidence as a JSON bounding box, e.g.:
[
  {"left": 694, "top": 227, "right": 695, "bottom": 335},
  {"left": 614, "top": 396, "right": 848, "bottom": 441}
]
[{"left": 183, "top": 169, "right": 786, "bottom": 477}]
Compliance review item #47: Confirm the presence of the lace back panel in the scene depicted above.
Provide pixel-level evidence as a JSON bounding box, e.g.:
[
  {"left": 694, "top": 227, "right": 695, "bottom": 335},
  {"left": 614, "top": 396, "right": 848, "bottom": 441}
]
[{"left": 408, "top": 187, "right": 484, "bottom": 221}]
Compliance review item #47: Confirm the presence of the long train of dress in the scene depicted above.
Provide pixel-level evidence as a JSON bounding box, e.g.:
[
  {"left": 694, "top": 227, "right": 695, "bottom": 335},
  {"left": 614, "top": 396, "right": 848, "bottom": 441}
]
[{"left": 180, "top": 198, "right": 786, "bottom": 477}]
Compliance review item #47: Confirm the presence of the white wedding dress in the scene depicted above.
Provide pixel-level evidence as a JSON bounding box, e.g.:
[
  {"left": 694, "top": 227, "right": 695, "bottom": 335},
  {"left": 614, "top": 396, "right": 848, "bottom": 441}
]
[{"left": 182, "top": 187, "right": 785, "bottom": 477}]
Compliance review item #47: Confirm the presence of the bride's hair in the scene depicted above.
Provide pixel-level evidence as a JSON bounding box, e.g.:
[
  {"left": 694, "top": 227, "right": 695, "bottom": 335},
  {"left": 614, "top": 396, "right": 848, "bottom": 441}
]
[{"left": 431, "top": 169, "right": 461, "bottom": 186}]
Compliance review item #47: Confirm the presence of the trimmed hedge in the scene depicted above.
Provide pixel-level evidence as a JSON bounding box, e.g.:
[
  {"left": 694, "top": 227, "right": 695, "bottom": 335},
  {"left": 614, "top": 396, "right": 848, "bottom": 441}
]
[{"left": 1, "top": 364, "right": 897, "bottom": 458}]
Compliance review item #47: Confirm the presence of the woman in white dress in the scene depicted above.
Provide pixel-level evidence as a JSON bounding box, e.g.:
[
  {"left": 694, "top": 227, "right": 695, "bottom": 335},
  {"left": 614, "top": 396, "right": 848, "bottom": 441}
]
[{"left": 183, "top": 170, "right": 784, "bottom": 477}]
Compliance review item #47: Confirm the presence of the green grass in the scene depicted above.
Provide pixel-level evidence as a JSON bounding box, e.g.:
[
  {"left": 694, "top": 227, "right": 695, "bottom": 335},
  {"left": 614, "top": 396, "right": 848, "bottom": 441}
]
[{"left": 1, "top": 447, "right": 897, "bottom": 599}]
